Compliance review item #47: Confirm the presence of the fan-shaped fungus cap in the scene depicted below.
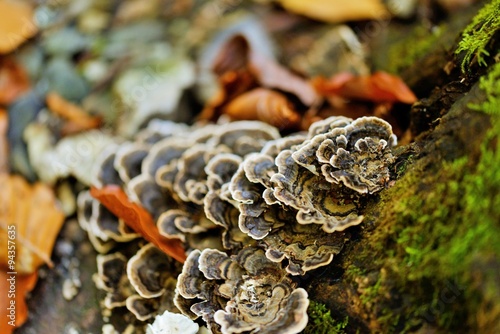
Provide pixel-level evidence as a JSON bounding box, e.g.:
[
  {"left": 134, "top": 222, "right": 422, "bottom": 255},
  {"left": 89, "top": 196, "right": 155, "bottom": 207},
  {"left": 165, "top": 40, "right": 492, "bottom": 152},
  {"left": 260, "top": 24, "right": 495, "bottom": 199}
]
[
  {"left": 126, "top": 276, "right": 178, "bottom": 321},
  {"left": 94, "top": 252, "right": 134, "bottom": 309},
  {"left": 142, "top": 137, "right": 192, "bottom": 181},
  {"left": 176, "top": 247, "right": 309, "bottom": 334},
  {"left": 127, "top": 174, "right": 177, "bottom": 220},
  {"left": 92, "top": 146, "right": 123, "bottom": 188},
  {"left": 206, "top": 121, "right": 281, "bottom": 157},
  {"left": 208, "top": 247, "right": 310, "bottom": 334},
  {"left": 272, "top": 149, "right": 364, "bottom": 233},
  {"left": 263, "top": 223, "right": 346, "bottom": 275},
  {"left": 127, "top": 243, "right": 179, "bottom": 298},
  {"left": 135, "top": 119, "right": 189, "bottom": 145},
  {"left": 114, "top": 142, "right": 150, "bottom": 184},
  {"left": 293, "top": 116, "right": 396, "bottom": 193},
  {"left": 77, "top": 191, "right": 117, "bottom": 253}
]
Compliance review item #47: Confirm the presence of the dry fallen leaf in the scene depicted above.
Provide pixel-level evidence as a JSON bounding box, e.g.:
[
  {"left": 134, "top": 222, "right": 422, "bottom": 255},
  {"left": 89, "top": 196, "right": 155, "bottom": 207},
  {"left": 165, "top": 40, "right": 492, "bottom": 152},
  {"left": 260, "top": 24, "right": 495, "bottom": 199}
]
[
  {"left": 90, "top": 186, "right": 187, "bottom": 263},
  {"left": 46, "top": 92, "right": 102, "bottom": 135},
  {"left": 0, "top": 109, "right": 8, "bottom": 173},
  {"left": 222, "top": 88, "right": 302, "bottom": 130},
  {"left": 278, "top": 0, "right": 390, "bottom": 23},
  {"left": 312, "top": 71, "right": 418, "bottom": 104},
  {"left": 0, "top": 271, "right": 38, "bottom": 334},
  {"left": 0, "top": 174, "right": 65, "bottom": 274},
  {"left": 200, "top": 35, "right": 318, "bottom": 128},
  {"left": 214, "top": 35, "right": 318, "bottom": 105},
  {"left": 199, "top": 70, "right": 257, "bottom": 122},
  {"left": 0, "top": 56, "right": 30, "bottom": 106},
  {"left": 0, "top": 0, "right": 38, "bottom": 54}
]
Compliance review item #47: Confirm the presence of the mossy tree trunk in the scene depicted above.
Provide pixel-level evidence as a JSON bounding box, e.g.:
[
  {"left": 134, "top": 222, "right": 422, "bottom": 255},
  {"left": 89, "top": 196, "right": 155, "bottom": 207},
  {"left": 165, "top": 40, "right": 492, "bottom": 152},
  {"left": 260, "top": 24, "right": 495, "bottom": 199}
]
[{"left": 303, "top": 1, "right": 500, "bottom": 333}]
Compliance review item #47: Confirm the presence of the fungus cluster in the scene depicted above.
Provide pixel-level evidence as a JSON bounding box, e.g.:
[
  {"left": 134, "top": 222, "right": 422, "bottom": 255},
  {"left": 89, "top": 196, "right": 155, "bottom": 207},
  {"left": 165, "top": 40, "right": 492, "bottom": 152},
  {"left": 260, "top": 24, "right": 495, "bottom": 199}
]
[{"left": 77, "top": 116, "right": 396, "bottom": 333}]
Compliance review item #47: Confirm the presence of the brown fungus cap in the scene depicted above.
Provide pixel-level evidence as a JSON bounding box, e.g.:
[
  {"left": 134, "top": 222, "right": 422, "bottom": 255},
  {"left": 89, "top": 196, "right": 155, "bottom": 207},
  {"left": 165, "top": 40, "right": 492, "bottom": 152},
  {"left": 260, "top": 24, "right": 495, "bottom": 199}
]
[
  {"left": 114, "top": 142, "right": 150, "bottom": 184},
  {"left": 141, "top": 137, "right": 192, "bottom": 182},
  {"left": 127, "top": 243, "right": 180, "bottom": 299},
  {"left": 175, "top": 250, "right": 225, "bottom": 332},
  {"left": 206, "top": 121, "right": 281, "bottom": 156},
  {"left": 94, "top": 252, "right": 135, "bottom": 309},
  {"left": 207, "top": 247, "right": 309, "bottom": 334},
  {"left": 77, "top": 191, "right": 117, "bottom": 253},
  {"left": 272, "top": 149, "right": 364, "bottom": 232},
  {"left": 127, "top": 174, "right": 177, "bottom": 221},
  {"left": 263, "top": 222, "right": 346, "bottom": 275},
  {"left": 92, "top": 147, "right": 123, "bottom": 188}
]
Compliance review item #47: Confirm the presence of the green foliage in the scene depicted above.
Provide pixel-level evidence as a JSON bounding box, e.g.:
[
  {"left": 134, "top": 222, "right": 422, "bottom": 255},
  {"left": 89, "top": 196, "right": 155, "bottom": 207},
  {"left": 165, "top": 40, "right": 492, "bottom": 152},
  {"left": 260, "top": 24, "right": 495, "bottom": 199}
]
[
  {"left": 303, "top": 301, "right": 348, "bottom": 334},
  {"left": 455, "top": 0, "right": 500, "bottom": 72}
]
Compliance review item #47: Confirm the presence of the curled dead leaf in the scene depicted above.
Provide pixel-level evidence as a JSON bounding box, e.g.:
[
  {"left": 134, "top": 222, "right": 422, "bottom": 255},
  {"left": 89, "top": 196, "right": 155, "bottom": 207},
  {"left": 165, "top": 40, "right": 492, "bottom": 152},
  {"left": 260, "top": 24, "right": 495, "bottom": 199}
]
[
  {"left": 0, "top": 271, "right": 38, "bottom": 334},
  {"left": 222, "top": 88, "right": 302, "bottom": 130},
  {"left": 277, "top": 0, "right": 390, "bottom": 23},
  {"left": 0, "top": 174, "right": 65, "bottom": 274},
  {"left": 90, "top": 186, "right": 187, "bottom": 263},
  {"left": 0, "top": 56, "right": 30, "bottom": 106},
  {"left": 46, "top": 92, "right": 102, "bottom": 135},
  {"left": 312, "top": 71, "right": 417, "bottom": 104},
  {"left": 199, "top": 70, "right": 257, "bottom": 122},
  {"left": 0, "top": 0, "right": 38, "bottom": 54}
]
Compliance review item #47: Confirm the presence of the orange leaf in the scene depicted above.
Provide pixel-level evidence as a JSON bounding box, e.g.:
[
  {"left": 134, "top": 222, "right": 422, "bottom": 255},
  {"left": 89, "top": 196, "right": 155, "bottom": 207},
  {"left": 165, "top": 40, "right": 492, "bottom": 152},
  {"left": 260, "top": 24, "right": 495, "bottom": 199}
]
[
  {"left": 0, "top": 271, "right": 38, "bottom": 334},
  {"left": 0, "top": 56, "right": 30, "bottom": 106},
  {"left": 0, "top": 174, "right": 65, "bottom": 274},
  {"left": 0, "top": 0, "right": 38, "bottom": 54},
  {"left": 46, "top": 92, "right": 102, "bottom": 135},
  {"left": 222, "top": 88, "right": 301, "bottom": 130},
  {"left": 312, "top": 71, "right": 417, "bottom": 104},
  {"left": 0, "top": 109, "right": 8, "bottom": 173},
  {"left": 278, "top": 0, "right": 390, "bottom": 23},
  {"left": 90, "top": 186, "right": 187, "bottom": 263}
]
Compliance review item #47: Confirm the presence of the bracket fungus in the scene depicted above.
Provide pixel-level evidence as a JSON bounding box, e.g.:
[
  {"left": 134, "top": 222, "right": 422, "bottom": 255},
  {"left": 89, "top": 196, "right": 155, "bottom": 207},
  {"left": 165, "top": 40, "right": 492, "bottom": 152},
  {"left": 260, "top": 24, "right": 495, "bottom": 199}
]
[
  {"left": 176, "top": 247, "right": 309, "bottom": 334},
  {"left": 78, "top": 116, "right": 397, "bottom": 333}
]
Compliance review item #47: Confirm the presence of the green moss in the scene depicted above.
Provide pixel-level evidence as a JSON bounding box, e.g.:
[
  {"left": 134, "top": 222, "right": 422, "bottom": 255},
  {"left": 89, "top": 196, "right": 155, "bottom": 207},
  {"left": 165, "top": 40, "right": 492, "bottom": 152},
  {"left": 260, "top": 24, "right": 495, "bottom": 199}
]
[
  {"left": 303, "top": 301, "right": 348, "bottom": 334},
  {"left": 455, "top": 0, "right": 500, "bottom": 72},
  {"left": 348, "top": 62, "right": 500, "bottom": 331},
  {"left": 386, "top": 26, "right": 444, "bottom": 74},
  {"left": 469, "top": 61, "right": 500, "bottom": 115}
]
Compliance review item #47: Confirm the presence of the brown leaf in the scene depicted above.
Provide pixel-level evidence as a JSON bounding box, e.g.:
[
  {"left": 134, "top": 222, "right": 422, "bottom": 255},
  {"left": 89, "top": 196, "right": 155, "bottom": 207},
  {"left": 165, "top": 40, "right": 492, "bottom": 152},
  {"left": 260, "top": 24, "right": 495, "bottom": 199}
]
[
  {"left": 222, "top": 88, "right": 302, "bottom": 130},
  {"left": 207, "top": 35, "right": 318, "bottom": 114},
  {"left": 0, "top": 109, "right": 8, "bottom": 173},
  {"left": 217, "top": 35, "right": 318, "bottom": 105},
  {"left": 277, "top": 0, "right": 390, "bottom": 23},
  {"left": 0, "top": 0, "right": 38, "bottom": 54},
  {"left": 0, "top": 56, "right": 30, "bottom": 106},
  {"left": 0, "top": 271, "right": 38, "bottom": 334},
  {"left": 46, "top": 92, "right": 102, "bottom": 135},
  {"left": 312, "top": 71, "right": 418, "bottom": 104},
  {"left": 0, "top": 174, "right": 65, "bottom": 274},
  {"left": 90, "top": 186, "right": 187, "bottom": 263},
  {"left": 199, "top": 70, "right": 257, "bottom": 122}
]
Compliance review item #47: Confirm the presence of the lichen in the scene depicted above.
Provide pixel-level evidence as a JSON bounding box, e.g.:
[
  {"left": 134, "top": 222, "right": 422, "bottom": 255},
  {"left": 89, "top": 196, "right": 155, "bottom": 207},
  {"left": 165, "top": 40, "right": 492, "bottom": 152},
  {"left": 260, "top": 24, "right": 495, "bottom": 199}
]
[
  {"left": 455, "top": 0, "right": 500, "bottom": 72},
  {"left": 302, "top": 301, "right": 348, "bottom": 334}
]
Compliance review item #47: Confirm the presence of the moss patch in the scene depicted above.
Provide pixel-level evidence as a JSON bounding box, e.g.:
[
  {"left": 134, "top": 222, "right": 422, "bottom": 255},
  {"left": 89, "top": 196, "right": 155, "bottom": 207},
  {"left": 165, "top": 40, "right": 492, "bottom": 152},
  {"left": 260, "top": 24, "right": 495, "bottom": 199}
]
[
  {"left": 303, "top": 301, "right": 348, "bottom": 334},
  {"left": 386, "top": 25, "right": 444, "bottom": 74},
  {"left": 455, "top": 0, "right": 500, "bottom": 72},
  {"left": 469, "top": 61, "right": 500, "bottom": 115},
  {"left": 334, "top": 60, "right": 500, "bottom": 333}
]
